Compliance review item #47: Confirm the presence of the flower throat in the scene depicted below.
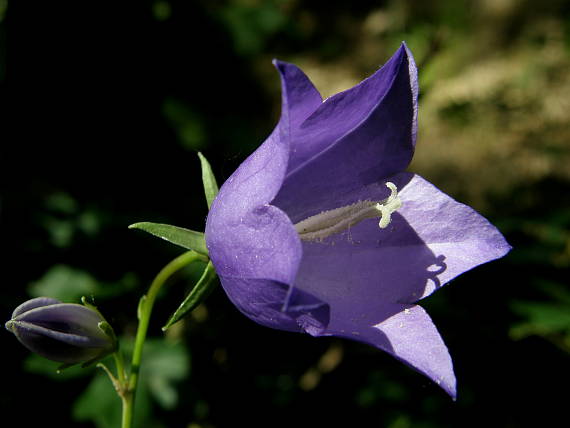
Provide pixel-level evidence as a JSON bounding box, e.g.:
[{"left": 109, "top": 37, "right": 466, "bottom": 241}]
[{"left": 294, "top": 182, "right": 402, "bottom": 241}]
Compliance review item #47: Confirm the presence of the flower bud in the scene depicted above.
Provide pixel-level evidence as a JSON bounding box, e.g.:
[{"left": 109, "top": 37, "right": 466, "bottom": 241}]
[{"left": 5, "top": 297, "right": 116, "bottom": 365}]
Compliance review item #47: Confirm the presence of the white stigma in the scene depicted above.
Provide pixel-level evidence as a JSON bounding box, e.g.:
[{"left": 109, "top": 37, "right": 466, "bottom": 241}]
[{"left": 294, "top": 182, "right": 402, "bottom": 241}]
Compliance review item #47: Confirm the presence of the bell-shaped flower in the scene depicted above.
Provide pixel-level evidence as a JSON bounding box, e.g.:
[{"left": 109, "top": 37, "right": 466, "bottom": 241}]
[
  {"left": 5, "top": 297, "right": 116, "bottom": 365},
  {"left": 205, "top": 43, "right": 511, "bottom": 398}
]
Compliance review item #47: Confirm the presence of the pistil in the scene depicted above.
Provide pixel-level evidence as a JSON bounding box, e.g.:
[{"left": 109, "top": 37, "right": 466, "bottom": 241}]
[{"left": 294, "top": 182, "right": 402, "bottom": 241}]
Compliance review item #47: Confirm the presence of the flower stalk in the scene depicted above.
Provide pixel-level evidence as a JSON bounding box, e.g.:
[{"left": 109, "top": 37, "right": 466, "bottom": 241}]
[{"left": 120, "top": 250, "right": 208, "bottom": 428}]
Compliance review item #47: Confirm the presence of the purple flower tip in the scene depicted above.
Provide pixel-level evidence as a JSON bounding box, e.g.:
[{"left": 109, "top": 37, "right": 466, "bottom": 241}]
[
  {"left": 205, "top": 43, "right": 511, "bottom": 398},
  {"left": 6, "top": 297, "right": 116, "bottom": 365}
]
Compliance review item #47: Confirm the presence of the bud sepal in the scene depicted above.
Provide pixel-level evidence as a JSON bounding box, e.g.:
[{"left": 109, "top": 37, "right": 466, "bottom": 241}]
[{"left": 5, "top": 296, "right": 117, "bottom": 367}]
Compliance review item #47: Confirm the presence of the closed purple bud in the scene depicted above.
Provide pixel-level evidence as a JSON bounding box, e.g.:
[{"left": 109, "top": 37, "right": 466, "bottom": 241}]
[{"left": 5, "top": 297, "right": 116, "bottom": 365}]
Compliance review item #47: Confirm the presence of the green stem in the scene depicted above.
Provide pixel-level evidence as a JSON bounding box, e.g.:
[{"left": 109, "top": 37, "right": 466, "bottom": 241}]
[{"left": 121, "top": 250, "right": 207, "bottom": 428}]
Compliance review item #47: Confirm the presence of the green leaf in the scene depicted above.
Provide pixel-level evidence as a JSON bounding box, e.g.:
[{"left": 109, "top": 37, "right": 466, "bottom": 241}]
[
  {"left": 198, "top": 152, "right": 219, "bottom": 208},
  {"left": 73, "top": 373, "right": 122, "bottom": 428},
  {"left": 129, "top": 222, "right": 208, "bottom": 255},
  {"left": 72, "top": 338, "right": 188, "bottom": 427},
  {"left": 163, "top": 261, "right": 217, "bottom": 330},
  {"left": 73, "top": 369, "right": 152, "bottom": 428},
  {"left": 143, "top": 340, "right": 190, "bottom": 409}
]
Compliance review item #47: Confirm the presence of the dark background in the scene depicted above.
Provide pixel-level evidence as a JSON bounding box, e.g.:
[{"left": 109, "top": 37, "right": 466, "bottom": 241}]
[{"left": 1, "top": 1, "right": 569, "bottom": 427}]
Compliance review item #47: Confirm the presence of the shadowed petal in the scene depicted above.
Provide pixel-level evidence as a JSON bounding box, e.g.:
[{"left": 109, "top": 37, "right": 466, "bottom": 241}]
[
  {"left": 206, "top": 63, "right": 329, "bottom": 332},
  {"left": 371, "top": 305, "right": 456, "bottom": 398},
  {"left": 218, "top": 276, "right": 329, "bottom": 334},
  {"left": 289, "top": 172, "right": 508, "bottom": 395},
  {"left": 272, "top": 60, "right": 322, "bottom": 135},
  {"left": 13, "top": 303, "right": 110, "bottom": 342},
  {"left": 274, "top": 43, "right": 418, "bottom": 221},
  {"left": 206, "top": 63, "right": 301, "bottom": 281},
  {"left": 291, "top": 172, "right": 511, "bottom": 304},
  {"left": 9, "top": 321, "right": 110, "bottom": 363},
  {"left": 6, "top": 299, "right": 115, "bottom": 364},
  {"left": 397, "top": 174, "right": 512, "bottom": 301},
  {"left": 403, "top": 43, "right": 419, "bottom": 147}
]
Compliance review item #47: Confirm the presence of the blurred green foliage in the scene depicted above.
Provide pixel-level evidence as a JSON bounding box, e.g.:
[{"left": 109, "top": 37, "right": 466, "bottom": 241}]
[
  {"left": 2, "top": 0, "right": 569, "bottom": 427},
  {"left": 24, "top": 339, "right": 190, "bottom": 428}
]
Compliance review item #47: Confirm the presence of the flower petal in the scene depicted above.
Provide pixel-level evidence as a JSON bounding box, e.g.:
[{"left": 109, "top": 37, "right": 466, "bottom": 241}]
[
  {"left": 289, "top": 172, "right": 508, "bottom": 396},
  {"left": 8, "top": 321, "right": 109, "bottom": 363},
  {"left": 293, "top": 178, "right": 442, "bottom": 327},
  {"left": 207, "top": 202, "right": 301, "bottom": 283},
  {"left": 272, "top": 59, "right": 322, "bottom": 135},
  {"left": 14, "top": 303, "right": 110, "bottom": 342},
  {"left": 206, "top": 62, "right": 330, "bottom": 332},
  {"left": 292, "top": 173, "right": 511, "bottom": 304},
  {"left": 296, "top": 232, "right": 456, "bottom": 395},
  {"left": 397, "top": 173, "right": 512, "bottom": 300},
  {"left": 368, "top": 305, "right": 456, "bottom": 398},
  {"left": 295, "top": 222, "right": 456, "bottom": 395},
  {"left": 274, "top": 43, "right": 418, "bottom": 220},
  {"left": 11, "top": 296, "right": 61, "bottom": 318},
  {"left": 217, "top": 276, "right": 329, "bottom": 334}
]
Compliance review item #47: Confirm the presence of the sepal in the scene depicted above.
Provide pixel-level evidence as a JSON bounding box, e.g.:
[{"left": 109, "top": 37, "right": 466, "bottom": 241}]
[
  {"left": 162, "top": 261, "right": 217, "bottom": 330},
  {"left": 129, "top": 222, "right": 208, "bottom": 256},
  {"left": 198, "top": 152, "right": 219, "bottom": 209}
]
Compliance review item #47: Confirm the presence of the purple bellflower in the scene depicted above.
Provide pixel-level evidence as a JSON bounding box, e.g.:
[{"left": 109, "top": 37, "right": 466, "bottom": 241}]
[
  {"left": 205, "top": 43, "right": 511, "bottom": 397},
  {"left": 5, "top": 297, "right": 116, "bottom": 365}
]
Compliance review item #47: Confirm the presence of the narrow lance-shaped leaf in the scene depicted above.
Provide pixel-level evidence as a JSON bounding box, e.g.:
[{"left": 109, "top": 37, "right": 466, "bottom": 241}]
[
  {"left": 162, "top": 261, "right": 217, "bottom": 331},
  {"left": 198, "top": 152, "right": 219, "bottom": 209},
  {"left": 129, "top": 222, "right": 208, "bottom": 256}
]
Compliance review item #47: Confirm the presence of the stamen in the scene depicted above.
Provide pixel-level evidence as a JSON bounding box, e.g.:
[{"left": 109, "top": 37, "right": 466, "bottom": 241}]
[{"left": 294, "top": 182, "right": 402, "bottom": 241}]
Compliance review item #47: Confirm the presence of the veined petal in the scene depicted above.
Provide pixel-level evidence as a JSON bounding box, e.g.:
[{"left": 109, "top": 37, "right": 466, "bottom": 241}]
[
  {"left": 311, "top": 301, "right": 455, "bottom": 397},
  {"left": 9, "top": 321, "right": 109, "bottom": 364},
  {"left": 272, "top": 60, "right": 322, "bottom": 135},
  {"left": 295, "top": 230, "right": 455, "bottom": 394},
  {"left": 403, "top": 43, "right": 419, "bottom": 147},
  {"left": 320, "top": 304, "right": 456, "bottom": 398},
  {"left": 13, "top": 303, "right": 110, "bottom": 342},
  {"left": 374, "top": 305, "right": 455, "bottom": 397},
  {"left": 290, "top": 172, "right": 508, "bottom": 395},
  {"left": 293, "top": 177, "right": 441, "bottom": 329},
  {"left": 217, "top": 276, "right": 329, "bottom": 334},
  {"left": 397, "top": 173, "right": 512, "bottom": 301},
  {"left": 292, "top": 172, "right": 511, "bottom": 304},
  {"left": 10, "top": 320, "right": 110, "bottom": 349},
  {"left": 11, "top": 297, "right": 61, "bottom": 318},
  {"left": 207, "top": 203, "right": 301, "bottom": 283},
  {"left": 274, "top": 44, "right": 418, "bottom": 221},
  {"left": 206, "top": 60, "right": 329, "bottom": 332},
  {"left": 6, "top": 298, "right": 115, "bottom": 364},
  {"left": 294, "top": 215, "right": 455, "bottom": 395},
  {"left": 371, "top": 305, "right": 455, "bottom": 398}
]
